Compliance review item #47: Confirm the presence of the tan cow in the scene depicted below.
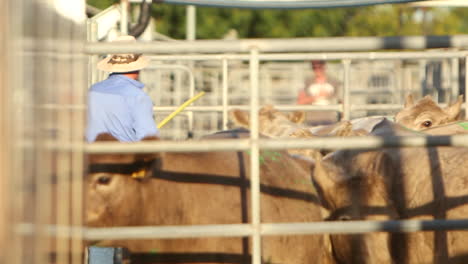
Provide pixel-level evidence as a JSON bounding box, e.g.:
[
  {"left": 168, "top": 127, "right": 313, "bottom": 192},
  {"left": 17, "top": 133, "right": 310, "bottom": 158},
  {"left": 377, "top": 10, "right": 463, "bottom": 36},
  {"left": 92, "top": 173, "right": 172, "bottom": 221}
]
[
  {"left": 314, "top": 121, "right": 468, "bottom": 264},
  {"left": 229, "top": 105, "right": 323, "bottom": 160},
  {"left": 229, "top": 105, "right": 369, "bottom": 160},
  {"left": 85, "top": 132, "right": 335, "bottom": 264},
  {"left": 314, "top": 150, "right": 398, "bottom": 264},
  {"left": 421, "top": 121, "right": 468, "bottom": 135},
  {"left": 394, "top": 94, "right": 464, "bottom": 131}
]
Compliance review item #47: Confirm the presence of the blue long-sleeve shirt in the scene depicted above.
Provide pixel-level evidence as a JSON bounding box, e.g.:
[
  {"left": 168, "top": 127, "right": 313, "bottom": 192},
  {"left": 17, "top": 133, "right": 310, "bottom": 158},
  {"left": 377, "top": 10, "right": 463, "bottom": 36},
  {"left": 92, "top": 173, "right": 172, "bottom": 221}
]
[{"left": 86, "top": 74, "right": 160, "bottom": 142}]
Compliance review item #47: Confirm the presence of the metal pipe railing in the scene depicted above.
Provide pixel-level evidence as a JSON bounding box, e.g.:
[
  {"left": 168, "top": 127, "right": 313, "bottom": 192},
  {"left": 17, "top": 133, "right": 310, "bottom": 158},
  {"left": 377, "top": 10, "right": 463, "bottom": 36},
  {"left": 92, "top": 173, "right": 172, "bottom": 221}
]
[
  {"left": 36, "top": 103, "right": 464, "bottom": 112},
  {"left": 80, "top": 43, "right": 468, "bottom": 260},
  {"left": 342, "top": 59, "right": 351, "bottom": 120},
  {"left": 222, "top": 58, "right": 229, "bottom": 129},
  {"left": 133, "top": 51, "right": 468, "bottom": 61},
  {"left": 17, "top": 219, "right": 468, "bottom": 240},
  {"left": 83, "top": 219, "right": 468, "bottom": 239},
  {"left": 79, "top": 135, "right": 468, "bottom": 154},
  {"left": 248, "top": 48, "right": 262, "bottom": 264},
  {"left": 84, "top": 35, "right": 468, "bottom": 54}
]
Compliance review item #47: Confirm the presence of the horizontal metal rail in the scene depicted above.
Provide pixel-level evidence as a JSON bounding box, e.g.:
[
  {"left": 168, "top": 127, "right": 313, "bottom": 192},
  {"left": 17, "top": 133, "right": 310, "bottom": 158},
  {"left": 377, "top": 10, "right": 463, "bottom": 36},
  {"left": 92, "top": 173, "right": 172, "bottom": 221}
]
[
  {"left": 35, "top": 103, "right": 468, "bottom": 113},
  {"left": 37, "top": 104, "right": 344, "bottom": 112},
  {"left": 81, "top": 135, "right": 468, "bottom": 153},
  {"left": 36, "top": 103, "right": 465, "bottom": 112},
  {"left": 147, "top": 51, "right": 468, "bottom": 61},
  {"left": 84, "top": 36, "right": 468, "bottom": 54},
  {"left": 17, "top": 219, "right": 468, "bottom": 240},
  {"left": 131, "top": 0, "right": 427, "bottom": 9}
]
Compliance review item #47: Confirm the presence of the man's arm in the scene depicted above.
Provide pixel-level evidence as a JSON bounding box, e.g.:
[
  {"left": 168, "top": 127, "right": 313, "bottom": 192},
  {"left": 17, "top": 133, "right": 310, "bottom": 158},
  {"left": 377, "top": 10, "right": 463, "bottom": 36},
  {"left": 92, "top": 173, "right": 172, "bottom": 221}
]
[{"left": 132, "top": 95, "right": 160, "bottom": 140}]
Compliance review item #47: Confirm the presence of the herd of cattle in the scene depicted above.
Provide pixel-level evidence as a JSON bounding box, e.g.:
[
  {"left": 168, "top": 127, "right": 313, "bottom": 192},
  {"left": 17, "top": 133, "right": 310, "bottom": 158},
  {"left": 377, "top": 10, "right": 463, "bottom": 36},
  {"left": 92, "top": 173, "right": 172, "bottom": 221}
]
[{"left": 86, "top": 94, "right": 468, "bottom": 264}]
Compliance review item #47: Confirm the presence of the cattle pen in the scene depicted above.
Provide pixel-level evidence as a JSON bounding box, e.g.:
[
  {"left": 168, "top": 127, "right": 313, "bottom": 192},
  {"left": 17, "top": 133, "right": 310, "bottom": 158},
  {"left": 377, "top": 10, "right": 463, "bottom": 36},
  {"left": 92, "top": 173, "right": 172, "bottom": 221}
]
[{"left": 3, "top": 0, "right": 468, "bottom": 264}]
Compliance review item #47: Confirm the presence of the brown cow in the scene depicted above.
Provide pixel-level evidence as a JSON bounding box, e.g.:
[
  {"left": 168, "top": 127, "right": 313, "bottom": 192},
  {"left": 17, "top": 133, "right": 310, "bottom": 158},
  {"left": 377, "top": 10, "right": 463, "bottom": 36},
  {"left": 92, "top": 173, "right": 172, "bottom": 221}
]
[
  {"left": 394, "top": 94, "right": 464, "bottom": 131},
  {"left": 314, "top": 121, "right": 468, "bottom": 263},
  {"left": 85, "top": 131, "right": 335, "bottom": 264},
  {"left": 314, "top": 150, "right": 398, "bottom": 264}
]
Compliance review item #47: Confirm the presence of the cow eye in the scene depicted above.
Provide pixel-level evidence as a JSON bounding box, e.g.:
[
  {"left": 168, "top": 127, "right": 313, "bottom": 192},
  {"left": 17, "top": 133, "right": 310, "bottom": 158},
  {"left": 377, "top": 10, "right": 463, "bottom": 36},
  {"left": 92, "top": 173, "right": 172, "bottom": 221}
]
[
  {"left": 422, "top": 120, "right": 432, "bottom": 128},
  {"left": 97, "top": 175, "right": 112, "bottom": 185},
  {"left": 338, "top": 215, "right": 352, "bottom": 221}
]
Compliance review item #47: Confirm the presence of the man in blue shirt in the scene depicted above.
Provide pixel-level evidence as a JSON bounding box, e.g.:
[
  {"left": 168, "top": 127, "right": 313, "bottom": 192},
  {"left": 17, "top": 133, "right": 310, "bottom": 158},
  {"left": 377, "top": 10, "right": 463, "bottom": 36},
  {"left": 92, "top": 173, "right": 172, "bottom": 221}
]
[{"left": 86, "top": 35, "right": 160, "bottom": 142}]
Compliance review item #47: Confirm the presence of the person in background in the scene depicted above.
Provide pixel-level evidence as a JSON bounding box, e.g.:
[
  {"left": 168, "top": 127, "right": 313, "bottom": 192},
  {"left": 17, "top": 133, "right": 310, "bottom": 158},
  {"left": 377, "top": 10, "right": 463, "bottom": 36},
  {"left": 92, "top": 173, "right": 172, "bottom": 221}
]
[
  {"left": 297, "top": 60, "right": 341, "bottom": 125},
  {"left": 86, "top": 35, "right": 160, "bottom": 142}
]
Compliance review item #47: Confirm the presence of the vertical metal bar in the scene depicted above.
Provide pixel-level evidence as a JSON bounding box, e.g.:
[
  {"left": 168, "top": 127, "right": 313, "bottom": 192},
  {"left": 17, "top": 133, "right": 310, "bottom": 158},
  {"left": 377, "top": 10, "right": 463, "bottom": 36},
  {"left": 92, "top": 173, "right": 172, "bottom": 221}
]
[
  {"left": 211, "top": 70, "right": 219, "bottom": 131},
  {"left": 174, "top": 65, "right": 183, "bottom": 137},
  {"left": 186, "top": 5, "right": 196, "bottom": 41},
  {"left": 185, "top": 4, "right": 196, "bottom": 134},
  {"left": 87, "top": 21, "right": 98, "bottom": 86},
  {"left": 0, "top": 0, "right": 13, "bottom": 262},
  {"left": 187, "top": 66, "right": 195, "bottom": 134},
  {"left": 465, "top": 56, "right": 468, "bottom": 118},
  {"left": 419, "top": 59, "right": 427, "bottom": 96},
  {"left": 249, "top": 48, "right": 261, "bottom": 264},
  {"left": 120, "top": 0, "right": 128, "bottom": 35},
  {"left": 8, "top": 0, "right": 25, "bottom": 262},
  {"left": 222, "top": 58, "right": 229, "bottom": 130},
  {"left": 71, "top": 40, "right": 85, "bottom": 264},
  {"left": 395, "top": 60, "right": 404, "bottom": 102},
  {"left": 186, "top": 5, "right": 196, "bottom": 135},
  {"left": 451, "top": 57, "right": 459, "bottom": 102},
  {"left": 342, "top": 59, "right": 351, "bottom": 120},
  {"left": 56, "top": 104, "right": 71, "bottom": 264},
  {"left": 35, "top": 4, "right": 55, "bottom": 262}
]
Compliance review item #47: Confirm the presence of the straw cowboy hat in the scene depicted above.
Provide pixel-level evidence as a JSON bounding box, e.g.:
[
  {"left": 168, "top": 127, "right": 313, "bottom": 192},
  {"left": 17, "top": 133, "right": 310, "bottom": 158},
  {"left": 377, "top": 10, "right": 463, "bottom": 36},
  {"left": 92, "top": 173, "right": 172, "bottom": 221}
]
[{"left": 97, "top": 35, "right": 150, "bottom": 72}]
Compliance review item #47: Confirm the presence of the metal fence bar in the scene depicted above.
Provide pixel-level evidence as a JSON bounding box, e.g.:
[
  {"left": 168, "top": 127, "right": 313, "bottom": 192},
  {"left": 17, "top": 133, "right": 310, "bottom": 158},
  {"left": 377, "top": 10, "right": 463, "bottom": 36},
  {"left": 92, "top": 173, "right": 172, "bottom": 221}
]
[
  {"left": 451, "top": 57, "right": 459, "bottom": 101},
  {"left": 18, "top": 218, "right": 468, "bottom": 240},
  {"left": 87, "top": 21, "right": 98, "bottom": 86},
  {"left": 249, "top": 48, "right": 262, "bottom": 264},
  {"left": 141, "top": 51, "right": 468, "bottom": 61},
  {"left": 84, "top": 35, "right": 468, "bottom": 54},
  {"left": 466, "top": 56, "right": 468, "bottom": 118},
  {"left": 342, "top": 59, "right": 351, "bottom": 120},
  {"left": 222, "top": 58, "right": 229, "bottom": 130},
  {"left": 36, "top": 103, "right": 466, "bottom": 112},
  {"left": 85, "top": 224, "right": 252, "bottom": 240},
  {"left": 80, "top": 135, "right": 468, "bottom": 154}
]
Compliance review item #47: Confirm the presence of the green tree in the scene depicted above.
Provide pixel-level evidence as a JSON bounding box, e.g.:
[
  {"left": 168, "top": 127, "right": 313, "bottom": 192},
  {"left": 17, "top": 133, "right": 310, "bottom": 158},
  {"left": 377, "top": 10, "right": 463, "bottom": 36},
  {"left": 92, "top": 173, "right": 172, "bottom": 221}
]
[{"left": 86, "top": 1, "right": 468, "bottom": 39}]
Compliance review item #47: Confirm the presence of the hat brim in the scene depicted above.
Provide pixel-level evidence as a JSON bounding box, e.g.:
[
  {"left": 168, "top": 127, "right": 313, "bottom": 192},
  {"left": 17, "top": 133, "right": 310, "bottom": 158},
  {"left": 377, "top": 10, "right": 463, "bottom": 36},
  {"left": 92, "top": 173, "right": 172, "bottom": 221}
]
[{"left": 97, "top": 55, "right": 150, "bottom": 72}]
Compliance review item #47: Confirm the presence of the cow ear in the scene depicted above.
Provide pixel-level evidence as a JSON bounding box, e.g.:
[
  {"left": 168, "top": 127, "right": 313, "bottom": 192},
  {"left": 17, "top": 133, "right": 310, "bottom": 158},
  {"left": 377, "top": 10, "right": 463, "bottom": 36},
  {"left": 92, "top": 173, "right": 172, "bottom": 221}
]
[
  {"left": 404, "top": 94, "right": 414, "bottom": 108},
  {"left": 288, "top": 111, "right": 305, "bottom": 124},
  {"left": 444, "top": 95, "right": 463, "bottom": 121},
  {"left": 229, "top": 109, "right": 250, "bottom": 128}
]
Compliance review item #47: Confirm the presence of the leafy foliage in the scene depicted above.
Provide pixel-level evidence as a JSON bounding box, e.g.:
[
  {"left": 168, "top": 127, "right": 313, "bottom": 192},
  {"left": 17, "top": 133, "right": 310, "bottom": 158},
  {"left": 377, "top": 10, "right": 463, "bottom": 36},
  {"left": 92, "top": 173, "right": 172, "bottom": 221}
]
[{"left": 86, "top": 1, "right": 468, "bottom": 39}]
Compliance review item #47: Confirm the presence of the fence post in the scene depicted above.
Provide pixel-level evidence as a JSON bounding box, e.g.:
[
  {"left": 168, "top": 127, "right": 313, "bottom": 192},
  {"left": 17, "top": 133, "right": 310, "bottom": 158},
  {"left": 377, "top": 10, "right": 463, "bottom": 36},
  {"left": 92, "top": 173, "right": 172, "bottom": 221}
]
[
  {"left": 222, "top": 58, "right": 229, "bottom": 130},
  {"left": 342, "top": 59, "right": 351, "bottom": 120},
  {"left": 465, "top": 56, "right": 468, "bottom": 118},
  {"left": 249, "top": 48, "right": 261, "bottom": 264}
]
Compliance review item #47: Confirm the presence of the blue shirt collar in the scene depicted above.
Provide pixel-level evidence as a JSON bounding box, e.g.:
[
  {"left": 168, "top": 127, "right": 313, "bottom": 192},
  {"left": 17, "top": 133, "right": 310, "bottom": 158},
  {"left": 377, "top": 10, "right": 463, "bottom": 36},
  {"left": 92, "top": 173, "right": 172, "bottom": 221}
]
[{"left": 109, "top": 74, "right": 145, "bottom": 89}]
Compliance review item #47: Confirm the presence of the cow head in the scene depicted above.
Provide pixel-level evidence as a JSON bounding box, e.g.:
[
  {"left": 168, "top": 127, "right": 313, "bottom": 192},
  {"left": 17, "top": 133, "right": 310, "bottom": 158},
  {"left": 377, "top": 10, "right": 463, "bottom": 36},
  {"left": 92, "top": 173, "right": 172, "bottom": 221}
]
[
  {"left": 229, "top": 105, "right": 305, "bottom": 129},
  {"left": 85, "top": 133, "right": 160, "bottom": 227},
  {"left": 228, "top": 105, "right": 313, "bottom": 138},
  {"left": 395, "top": 94, "right": 463, "bottom": 130},
  {"left": 313, "top": 150, "right": 397, "bottom": 263}
]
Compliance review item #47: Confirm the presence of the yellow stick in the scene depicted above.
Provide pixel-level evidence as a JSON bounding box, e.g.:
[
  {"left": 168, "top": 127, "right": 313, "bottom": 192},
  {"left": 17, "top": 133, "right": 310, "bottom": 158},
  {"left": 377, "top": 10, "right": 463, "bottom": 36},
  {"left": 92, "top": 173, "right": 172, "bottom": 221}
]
[{"left": 157, "top": 91, "right": 206, "bottom": 129}]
